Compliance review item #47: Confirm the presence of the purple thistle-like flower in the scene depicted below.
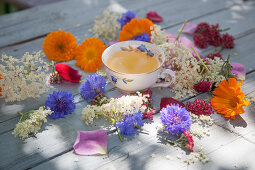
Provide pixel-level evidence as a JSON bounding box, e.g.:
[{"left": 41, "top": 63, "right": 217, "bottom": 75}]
[
  {"left": 116, "top": 110, "right": 144, "bottom": 136},
  {"left": 160, "top": 104, "right": 192, "bottom": 135},
  {"left": 130, "top": 32, "right": 151, "bottom": 42},
  {"left": 46, "top": 91, "right": 75, "bottom": 119},
  {"left": 80, "top": 74, "right": 106, "bottom": 100},
  {"left": 118, "top": 10, "right": 136, "bottom": 29}
]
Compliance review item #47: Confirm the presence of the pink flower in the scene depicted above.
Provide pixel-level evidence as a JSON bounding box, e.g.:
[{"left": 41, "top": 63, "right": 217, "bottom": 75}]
[
  {"left": 184, "top": 130, "right": 194, "bottom": 152},
  {"left": 73, "top": 129, "right": 107, "bottom": 155},
  {"left": 143, "top": 108, "right": 156, "bottom": 119}
]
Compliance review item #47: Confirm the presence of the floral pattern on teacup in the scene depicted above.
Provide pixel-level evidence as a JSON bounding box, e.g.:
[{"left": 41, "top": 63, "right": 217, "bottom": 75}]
[{"left": 110, "top": 75, "right": 133, "bottom": 85}]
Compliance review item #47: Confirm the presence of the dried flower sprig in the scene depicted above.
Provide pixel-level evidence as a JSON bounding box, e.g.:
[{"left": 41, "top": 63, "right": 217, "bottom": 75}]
[{"left": 0, "top": 51, "right": 50, "bottom": 102}]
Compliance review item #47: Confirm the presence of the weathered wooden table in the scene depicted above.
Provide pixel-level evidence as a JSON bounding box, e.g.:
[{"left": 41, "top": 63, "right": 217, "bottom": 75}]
[{"left": 0, "top": 0, "right": 255, "bottom": 169}]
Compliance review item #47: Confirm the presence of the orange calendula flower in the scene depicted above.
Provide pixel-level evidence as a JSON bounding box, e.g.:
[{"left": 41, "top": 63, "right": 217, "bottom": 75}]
[
  {"left": 211, "top": 78, "right": 250, "bottom": 119},
  {"left": 43, "top": 30, "right": 77, "bottom": 62},
  {"left": 119, "top": 18, "right": 154, "bottom": 41},
  {"left": 75, "top": 38, "right": 106, "bottom": 72}
]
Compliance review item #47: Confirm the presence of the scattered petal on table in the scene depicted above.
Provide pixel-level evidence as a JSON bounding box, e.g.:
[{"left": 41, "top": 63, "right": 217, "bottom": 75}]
[
  {"left": 230, "top": 62, "right": 246, "bottom": 80},
  {"left": 167, "top": 33, "right": 202, "bottom": 56},
  {"left": 182, "top": 22, "right": 197, "bottom": 35},
  {"left": 73, "top": 129, "right": 107, "bottom": 155},
  {"left": 55, "top": 63, "right": 82, "bottom": 83},
  {"left": 146, "top": 11, "right": 163, "bottom": 23},
  {"left": 160, "top": 97, "right": 185, "bottom": 110}
]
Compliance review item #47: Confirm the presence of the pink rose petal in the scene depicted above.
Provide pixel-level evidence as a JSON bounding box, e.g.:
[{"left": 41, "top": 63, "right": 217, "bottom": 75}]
[
  {"left": 230, "top": 63, "right": 246, "bottom": 80},
  {"left": 108, "top": 40, "right": 119, "bottom": 46},
  {"left": 73, "top": 129, "right": 107, "bottom": 155},
  {"left": 167, "top": 33, "right": 202, "bottom": 56},
  {"left": 182, "top": 23, "right": 198, "bottom": 35}
]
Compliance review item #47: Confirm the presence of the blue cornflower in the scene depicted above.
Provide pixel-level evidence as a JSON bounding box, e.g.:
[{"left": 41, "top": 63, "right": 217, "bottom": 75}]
[
  {"left": 116, "top": 110, "right": 144, "bottom": 136},
  {"left": 130, "top": 32, "right": 150, "bottom": 42},
  {"left": 116, "top": 115, "right": 135, "bottom": 136},
  {"left": 46, "top": 90, "right": 75, "bottom": 119},
  {"left": 132, "top": 110, "right": 144, "bottom": 127},
  {"left": 117, "top": 10, "right": 136, "bottom": 29},
  {"left": 80, "top": 74, "right": 106, "bottom": 100},
  {"left": 160, "top": 104, "right": 192, "bottom": 135}
]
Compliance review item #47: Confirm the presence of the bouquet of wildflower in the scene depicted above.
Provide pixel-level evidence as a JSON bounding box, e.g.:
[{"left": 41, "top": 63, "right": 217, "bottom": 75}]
[
  {"left": 80, "top": 74, "right": 150, "bottom": 141},
  {"left": 159, "top": 104, "right": 194, "bottom": 152}
]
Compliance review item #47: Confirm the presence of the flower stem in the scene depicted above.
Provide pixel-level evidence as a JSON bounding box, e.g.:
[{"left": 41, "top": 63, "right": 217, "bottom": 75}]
[
  {"left": 176, "top": 20, "right": 188, "bottom": 41},
  {"left": 191, "top": 47, "right": 210, "bottom": 73},
  {"left": 117, "top": 128, "right": 123, "bottom": 142},
  {"left": 219, "top": 27, "right": 230, "bottom": 32}
]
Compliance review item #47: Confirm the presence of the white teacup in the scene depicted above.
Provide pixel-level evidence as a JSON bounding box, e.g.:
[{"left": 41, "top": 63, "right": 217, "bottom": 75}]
[{"left": 102, "top": 40, "right": 175, "bottom": 93}]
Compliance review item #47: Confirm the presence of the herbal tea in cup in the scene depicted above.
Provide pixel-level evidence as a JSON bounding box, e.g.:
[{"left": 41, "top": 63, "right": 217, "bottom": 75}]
[
  {"left": 102, "top": 41, "right": 175, "bottom": 93},
  {"left": 105, "top": 48, "right": 160, "bottom": 74}
]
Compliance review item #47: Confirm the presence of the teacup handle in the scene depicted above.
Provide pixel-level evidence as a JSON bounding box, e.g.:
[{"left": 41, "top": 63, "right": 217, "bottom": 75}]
[{"left": 151, "top": 69, "right": 175, "bottom": 88}]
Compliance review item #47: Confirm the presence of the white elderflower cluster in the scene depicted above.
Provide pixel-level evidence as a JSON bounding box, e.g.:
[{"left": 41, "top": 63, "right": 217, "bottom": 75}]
[
  {"left": 0, "top": 51, "right": 50, "bottom": 102},
  {"left": 12, "top": 107, "right": 52, "bottom": 140},
  {"left": 102, "top": 92, "right": 148, "bottom": 117},
  {"left": 81, "top": 105, "right": 101, "bottom": 125},
  {"left": 204, "top": 57, "right": 225, "bottom": 86},
  {"left": 246, "top": 93, "right": 255, "bottom": 103},
  {"left": 190, "top": 113, "right": 213, "bottom": 138},
  {"left": 189, "top": 123, "right": 210, "bottom": 138},
  {"left": 151, "top": 25, "right": 168, "bottom": 45},
  {"left": 191, "top": 113, "right": 214, "bottom": 126},
  {"left": 90, "top": 9, "right": 121, "bottom": 42},
  {"left": 81, "top": 92, "right": 148, "bottom": 125},
  {"left": 184, "top": 147, "right": 210, "bottom": 164},
  {"left": 159, "top": 42, "right": 202, "bottom": 98}
]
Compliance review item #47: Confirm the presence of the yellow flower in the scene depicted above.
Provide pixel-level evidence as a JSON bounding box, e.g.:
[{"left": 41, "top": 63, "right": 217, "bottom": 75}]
[
  {"left": 211, "top": 78, "right": 250, "bottom": 119},
  {"left": 119, "top": 18, "right": 154, "bottom": 41},
  {"left": 75, "top": 38, "right": 106, "bottom": 72},
  {"left": 43, "top": 30, "right": 77, "bottom": 62}
]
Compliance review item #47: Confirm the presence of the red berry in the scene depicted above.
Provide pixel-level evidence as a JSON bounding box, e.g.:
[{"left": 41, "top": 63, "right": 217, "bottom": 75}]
[
  {"left": 193, "top": 33, "right": 208, "bottom": 48},
  {"left": 186, "top": 99, "right": 214, "bottom": 116},
  {"left": 222, "top": 33, "right": 235, "bottom": 48},
  {"left": 194, "top": 80, "right": 211, "bottom": 93}
]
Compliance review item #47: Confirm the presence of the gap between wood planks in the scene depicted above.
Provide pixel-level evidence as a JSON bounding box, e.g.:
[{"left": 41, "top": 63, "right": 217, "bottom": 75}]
[{"left": 0, "top": 0, "right": 239, "bottom": 49}]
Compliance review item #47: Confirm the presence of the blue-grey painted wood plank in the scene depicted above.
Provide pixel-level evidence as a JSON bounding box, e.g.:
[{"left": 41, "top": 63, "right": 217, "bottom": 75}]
[{"left": 0, "top": 0, "right": 241, "bottom": 48}]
